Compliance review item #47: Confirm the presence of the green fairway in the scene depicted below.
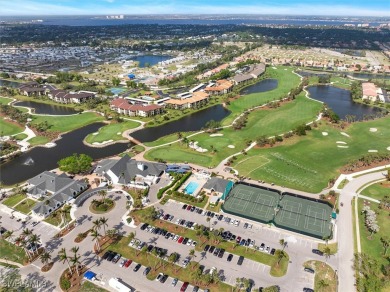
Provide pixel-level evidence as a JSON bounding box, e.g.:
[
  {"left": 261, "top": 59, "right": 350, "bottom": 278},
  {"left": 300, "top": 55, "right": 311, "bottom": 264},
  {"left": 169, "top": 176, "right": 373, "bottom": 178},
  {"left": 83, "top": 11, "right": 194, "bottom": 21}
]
[
  {"left": 85, "top": 120, "right": 140, "bottom": 144},
  {"left": 143, "top": 133, "right": 181, "bottom": 147},
  {"left": 0, "top": 97, "right": 13, "bottom": 105},
  {"left": 222, "top": 67, "right": 301, "bottom": 125},
  {"left": 31, "top": 112, "right": 104, "bottom": 133},
  {"left": 145, "top": 93, "right": 322, "bottom": 167},
  {"left": 232, "top": 116, "right": 390, "bottom": 193},
  {"left": 14, "top": 133, "right": 28, "bottom": 140},
  {"left": 361, "top": 182, "right": 390, "bottom": 201},
  {"left": 0, "top": 118, "right": 23, "bottom": 136}
]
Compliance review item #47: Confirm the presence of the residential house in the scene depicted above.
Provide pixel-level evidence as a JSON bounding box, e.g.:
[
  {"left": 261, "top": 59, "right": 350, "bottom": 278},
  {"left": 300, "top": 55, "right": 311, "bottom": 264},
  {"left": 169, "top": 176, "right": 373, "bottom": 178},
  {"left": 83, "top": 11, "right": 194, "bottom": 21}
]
[
  {"left": 232, "top": 63, "right": 266, "bottom": 85},
  {"left": 110, "top": 98, "right": 163, "bottom": 117},
  {"left": 95, "top": 155, "right": 166, "bottom": 188},
  {"left": 18, "top": 82, "right": 45, "bottom": 96},
  {"left": 48, "top": 90, "right": 96, "bottom": 104},
  {"left": 28, "top": 171, "right": 88, "bottom": 218},
  {"left": 362, "top": 82, "right": 378, "bottom": 101}
]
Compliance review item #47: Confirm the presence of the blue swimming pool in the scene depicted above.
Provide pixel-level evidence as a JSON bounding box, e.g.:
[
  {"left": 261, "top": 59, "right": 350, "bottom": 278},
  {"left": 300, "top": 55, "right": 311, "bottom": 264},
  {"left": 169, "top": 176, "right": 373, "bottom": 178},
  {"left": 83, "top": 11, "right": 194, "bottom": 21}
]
[{"left": 184, "top": 181, "right": 199, "bottom": 195}]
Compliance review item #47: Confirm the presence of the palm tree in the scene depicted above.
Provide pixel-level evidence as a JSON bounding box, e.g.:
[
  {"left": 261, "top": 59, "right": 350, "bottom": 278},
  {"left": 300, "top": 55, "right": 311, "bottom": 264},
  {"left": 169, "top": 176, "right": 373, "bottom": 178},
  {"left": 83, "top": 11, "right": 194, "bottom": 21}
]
[
  {"left": 235, "top": 277, "right": 242, "bottom": 291},
  {"left": 22, "top": 228, "right": 32, "bottom": 238},
  {"left": 99, "top": 217, "right": 109, "bottom": 235},
  {"left": 380, "top": 236, "right": 390, "bottom": 255},
  {"left": 206, "top": 217, "right": 211, "bottom": 229},
  {"left": 90, "top": 230, "right": 101, "bottom": 253},
  {"left": 29, "top": 233, "right": 41, "bottom": 256},
  {"left": 16, "top": 237, "right": 31, "bottom": 262},
  {"left": 5, "top": 230, "right": 14, "bottom": 246},
  {"left": 58, "top": 248, "right": 72, "bottom": 274},
  {"left": 275, "top": 250, "right": 287, "bottom": 266},
  {"left": 70, "top": 253, "right": 81, "bottom": 276},
  {"left": 92, "top": 219, "right": 102, "bottom": 231},
  {"left": 279, "top": 239, "right": 287, "bottom": 251},
  {"left": 127, "top": 232, "right": 135, "bottom": 242},
  {"left": 40, "top": 251, "right": 51, "bottom": 267},
  {"left": 318, "top": 279, "right": 329, "bottom": 291},
  {"left": 323, "top": 247, "right": 331, "bottom": 266},
  {"left": 62, "top": 205, "right": 72, "bottom": 229},
  {"left": 98, "top": 190, "right": 107, "bottom": 203}
]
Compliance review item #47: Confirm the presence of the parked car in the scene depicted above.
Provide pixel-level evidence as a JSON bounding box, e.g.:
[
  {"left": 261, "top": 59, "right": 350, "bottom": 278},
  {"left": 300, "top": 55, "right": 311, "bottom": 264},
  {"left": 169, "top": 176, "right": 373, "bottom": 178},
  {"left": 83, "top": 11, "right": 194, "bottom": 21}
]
[
  {"left": 172, "top": 278, "right": 179, "bottom": 286},
  {"left": 218, "top": 249, "right": 225, "bottom": 258},
  {"left": 182, "top": 238, "right": 189, "bottom": 245},
  {"left": 304, "top": 267, "right": 315, "bottom": 274},
  {"left": 204, "top": 245, "right": 210, "bottom": 252},
  {"left": 270, "top": 248, "right": 276, "bottom": 255},
  {"left": 209, "top": 246, "right": 215, "bottom": 253},
  {"left": 112, "top": 253, "right": 121, "bottom": 263},
  {"left": 156, "top": 273, "right": 164, "bottom": 281},
  {"left": 133, "top": 263, "right": 142, "bottom": 272},
  {"left": 192, "top": 286, "right": 199, "bottom": 292},
  {"left": 312, "top": 249, "right": 324, "bottom": 256},
  {"left": 160, "top": 274, "right": 168, "bottom": 283},
  {"left": 102, "top": 251, "right": 113, "bottom": 260},
  {"left": 143, "top": 266, "right": 151, "bottom": 276},
  {"left": 227, "top": 254, "right": 233, "bottom": 262},
  {"left": 213, "top": 248, "right": 220, "bottom": 256},
  {"left": 107, "top": 252, "right": 117, "bottom": 262},
  {"left": 260, "top": 243, "right": 265, "bottom": 251},
  {"left": 182, "top": 204, "right": 188, "bottom": 210},
  {"left": 140, "top": 223, "right": 149, "bottom": 230},
  {"left": 178, "top": 236, "right": 184, "bottom": 244},
  {"left": 243, "top": 223, "right": 248, "bottom": 229},
  {"left": 209, "top": 267, "right": 217, "bottom": 275},
  {"left": 265, "top": 246, "right": 271, "bottom": 253},
  {"left": 237, "top": 256, "right": 244, "bottom": 265},
  {"left": 124, "top": 259, "right": 132, "bottom": 268},
  {"left": 119, "top": 259, "right": 126, "bottom": 267},
  {"left": 180, "top": 282, "right": 189, "bottom": 292},
  {"left": 303, "top": 288, "right": 314, "bottom": 292}
]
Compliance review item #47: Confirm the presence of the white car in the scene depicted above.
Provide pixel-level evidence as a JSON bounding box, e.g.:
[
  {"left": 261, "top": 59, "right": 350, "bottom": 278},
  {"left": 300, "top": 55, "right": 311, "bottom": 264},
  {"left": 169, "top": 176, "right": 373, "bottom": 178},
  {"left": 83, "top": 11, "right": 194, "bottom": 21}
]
[
  {"left": 187, "top": 239, "right": 193, "bottom": 246},
  {"left": 173, "top": 235, "right": 179, "bottom": 241},
  {"left": 201, "top": 211, "right": 207, "bottom": 216},
  {"left": 234, "top": 220, "right": 240, "bottom": 227},
  {"left": 119, "top": 259, "right": 126, "bottom": 267},
  {"left": 175, "top": 218, "right": 181, "bottom": 224},
  {"left": 209, "top": 267, "right": 216, "bottom": 275}
]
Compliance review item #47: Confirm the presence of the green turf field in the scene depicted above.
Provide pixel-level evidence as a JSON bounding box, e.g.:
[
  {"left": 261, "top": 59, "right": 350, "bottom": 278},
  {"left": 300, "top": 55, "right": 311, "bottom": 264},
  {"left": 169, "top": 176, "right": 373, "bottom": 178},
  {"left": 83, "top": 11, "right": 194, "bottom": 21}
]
[
  {"left": 0, "top": 97, "right": 13, "bottom": 105},
  {"left": 223, "top": 184, "right": 333, "bottom": 239},
  {"left": 360, "top": 182, "right": 390, "bottom": 201},
  {"left": 85, "top": 120, "right": 140, "bottom": 144},
  {"left": 0, "top": 117, "right": 23, "bottom": 136}
]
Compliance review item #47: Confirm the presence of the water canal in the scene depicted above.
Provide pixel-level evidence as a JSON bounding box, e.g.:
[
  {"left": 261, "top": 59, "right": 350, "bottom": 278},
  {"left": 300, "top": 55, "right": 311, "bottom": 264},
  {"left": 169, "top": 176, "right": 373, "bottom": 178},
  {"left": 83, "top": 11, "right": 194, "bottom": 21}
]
[{"left": 13, "top": 100, "right": 79, "bottom": 115}]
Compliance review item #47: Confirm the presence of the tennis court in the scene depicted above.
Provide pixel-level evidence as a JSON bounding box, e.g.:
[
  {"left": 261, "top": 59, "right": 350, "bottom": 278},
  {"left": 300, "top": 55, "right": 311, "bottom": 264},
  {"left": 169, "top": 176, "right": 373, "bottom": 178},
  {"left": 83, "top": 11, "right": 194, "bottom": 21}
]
[
  {"left": 222, "top": 184, "right": 333, "bottom": 239},
  {"left": 222, "top": 184, "right": 279, "bottom": 223}
]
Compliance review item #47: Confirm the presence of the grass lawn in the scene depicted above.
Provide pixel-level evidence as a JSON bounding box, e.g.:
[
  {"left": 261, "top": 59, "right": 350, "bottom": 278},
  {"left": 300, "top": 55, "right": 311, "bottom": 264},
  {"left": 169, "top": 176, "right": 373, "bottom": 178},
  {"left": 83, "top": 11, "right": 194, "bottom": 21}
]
[
  {"left": 0, "top": 118, "right": 23, "bottom": 136},
  {"left": 14, "top": 199, "right": 36, "bottom": 214},
  {"left": 108, "top": 236, "right": 233, "bottom": 292},
  {"left": 2, "top": 193, "right": 27, "bottom": 207},
  {"left": 145, "top": 93, "right": 322, "bottom": 167},
  {"left": 31, "top": 112, "right": 104, "bottom": 133},
  {"left": 27, "top": 136, "right": 50, "bottom": 146},
  {"left": 85, "top": 120, "right": 140, "bottom": 144},
  {"left": 0, "top": 96, "right": 13, "bottom": 105},
  {"left": 357, "top": 199, "right": 389, "bottom": 281},
  {"left": 143, "top": 133, "right": 182, "bottom": 147},
  {"left": 206, "top": 202, "right": 222, "bottom": 213},
  {"left": 14, "top": 133, "right": 28, "bottom": 140},
  {"left": 167, "top": 194, "right": 208, "bottom": 208},
  {"left": 231, "top": 115, "right": 390, "bottom": 193},
  {"left": 360, "top": 181, "right": 390, "bottom": 201},
  {"left": 79, "top": 281, "right": 108, "bottom": 292},
  {"left": 222, "top": 67, "right": 301, "bottom": 125},
  {"left": 0, "top": 238, "right": 27, "bottom": 265},
  {"left": 304, "top": 260, "right": 338, "bottom": 292},
  {"left": 44, "top": 207, "right": 72, "bottom": 227},
  {"left": 318, "top": 243, "right": 338, "bottom": 255},
  {"left": 337, "top": 179, "right": 349, "bottom": 189},
  {"left": 131, "top": 208, "right": 289, "bottom": 276},
  {"left": 0, "top": 262, "right": 20, "bottom": 268}
]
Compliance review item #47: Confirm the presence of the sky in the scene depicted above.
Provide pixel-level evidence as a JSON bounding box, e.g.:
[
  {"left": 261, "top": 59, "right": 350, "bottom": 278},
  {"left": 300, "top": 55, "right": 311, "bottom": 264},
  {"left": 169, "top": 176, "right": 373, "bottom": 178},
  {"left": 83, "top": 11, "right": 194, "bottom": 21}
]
[{"left": 1, "top": 0, "right": 389, "bottom": 17}]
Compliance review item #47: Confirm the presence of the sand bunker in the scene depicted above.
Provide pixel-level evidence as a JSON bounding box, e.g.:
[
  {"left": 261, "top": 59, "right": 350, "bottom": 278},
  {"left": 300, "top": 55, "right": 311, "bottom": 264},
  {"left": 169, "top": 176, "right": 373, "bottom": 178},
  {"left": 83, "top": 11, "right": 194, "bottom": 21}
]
[
  {"left": 228, "top": 145, "right": 235, "bottom": 149},
  {"left": 117, "top": 132, "right": 121, "bottom": 135},
  {"left": 45, "top": 142, "right": 56, "bottom": 148},
  {"left": 93, "top": 140, "right": 113, "bottom": 145},
  {"left": 189, "top": 141, "right": 208, "bottom": 153},
  {"left": 368, "top": 150, "right": 378, "bottom": 153},
  {"left": 210, "top": 134, "right": 224, "bottom": 137},
  {"left": 337, "top": 146, "right": 349, "bottom": 148},
  {"left": 336, "top": 141, "right": 347, "bottom": 144},
  {"left": 387, "top": 147, "right": 390, "bottom": 151},
  {"left": 272, "top": 67, "right": 277, "bottom": 69},
  {"left": 322, "top": 132, "right": 328, "bottom": 136},
  {"left": 340, "top": 132, "right": 350, "bottom": 137},
  {"left": 369, "top": 128, "right": 378, "bottom": 132},
  {"left": 92, "top": 132, "right": 99, "bottom": 135}
]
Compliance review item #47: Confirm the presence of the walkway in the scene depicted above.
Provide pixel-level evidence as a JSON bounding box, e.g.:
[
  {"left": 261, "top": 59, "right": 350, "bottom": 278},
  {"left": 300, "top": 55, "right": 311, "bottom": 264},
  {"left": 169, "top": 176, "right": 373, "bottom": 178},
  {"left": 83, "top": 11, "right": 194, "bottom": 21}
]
[
  {"left": 16, "top": 125, "right": 36, "bottom": 151},
  {"left": 0, "top": 258, "right": 24, "bottom": 268}
]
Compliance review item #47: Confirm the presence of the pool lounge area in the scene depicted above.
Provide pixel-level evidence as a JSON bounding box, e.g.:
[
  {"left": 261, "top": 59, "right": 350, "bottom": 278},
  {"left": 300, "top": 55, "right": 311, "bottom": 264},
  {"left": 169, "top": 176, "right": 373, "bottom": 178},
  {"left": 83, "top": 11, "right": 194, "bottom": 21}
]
[{"left": 180, "top": 174, "right": 208, "bottom": 197}]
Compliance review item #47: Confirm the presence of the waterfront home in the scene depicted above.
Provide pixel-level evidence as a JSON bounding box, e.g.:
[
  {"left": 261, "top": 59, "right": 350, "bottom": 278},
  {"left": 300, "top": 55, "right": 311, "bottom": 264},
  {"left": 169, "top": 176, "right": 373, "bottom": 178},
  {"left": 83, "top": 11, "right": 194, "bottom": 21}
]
[
  {"left": 165, "top": 91, "right": 210, "bottom": 110},
  {"left": 110, "top": 98, "right": 163, "bottom": 117},
  {"left": 18, "top": 82, "right": 45, "bottom": 96},
  {"left": 28, "top": 171, "right": 88, "bottom": 219},
  {"left": 95, "top": 155, "right": 166, "bottom": 189},
  {"left": 48, "top": 89, "right": 96, "bottom": 104},
  {"left": 362, "top": 82, "right": 379, "bottom": 102},
  {"left": 204, "top": 79, "right": 233, "bottom": 95},
  {"left": 232, "top": 63, "right": 265, "bottom": 85}
]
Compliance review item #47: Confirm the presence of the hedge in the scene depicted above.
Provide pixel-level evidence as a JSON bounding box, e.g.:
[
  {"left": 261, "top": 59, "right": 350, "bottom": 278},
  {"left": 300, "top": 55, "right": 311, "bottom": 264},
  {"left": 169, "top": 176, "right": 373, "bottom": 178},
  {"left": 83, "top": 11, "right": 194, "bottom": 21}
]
[{"left": 173, "top": 172, "right": 192, "bottom": 191}]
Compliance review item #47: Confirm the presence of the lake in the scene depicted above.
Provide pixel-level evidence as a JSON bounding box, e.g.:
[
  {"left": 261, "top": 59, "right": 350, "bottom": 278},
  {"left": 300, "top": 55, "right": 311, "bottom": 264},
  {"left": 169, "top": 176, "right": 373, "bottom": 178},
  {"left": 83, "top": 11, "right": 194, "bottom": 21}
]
[
  {"left": 0, "top": 123, "right": 131, "bottom": 186},
  {"left": 131, "top": 104, "right": 230, "bottom": 143},
  {"left": 13, "top": 100, "right": 79, "bottom": 115},
  {"left": 307, "top": 85, "right": 384, "bottom": 120},
  {"left": 131, "top": 55, "right": 171, "bottom": 68},
  {"left": 0, "top": 79, "right": 22, "bottom": 88},
  {"left": 240, "top": 79, "right": 278, "bottom": 95}
]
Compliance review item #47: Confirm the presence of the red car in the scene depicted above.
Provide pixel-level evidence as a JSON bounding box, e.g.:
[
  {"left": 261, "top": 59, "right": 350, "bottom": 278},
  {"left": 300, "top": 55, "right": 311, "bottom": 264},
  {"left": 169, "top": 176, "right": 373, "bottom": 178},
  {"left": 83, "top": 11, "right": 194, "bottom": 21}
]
[
  {"left": 236, "top": 236, "right": 241, "bottom": 244},
  {"left": 124, "top": 259, "right": 132, "bottom": 268},
  {"left": 180, "top": 282, "right": 189, "bottom": 292},
  {"left": 178, "top": 236, "right": 184, "bottom": 244},
  {"left": 186, "top": 205, "right": 192, "bottom": 211}
]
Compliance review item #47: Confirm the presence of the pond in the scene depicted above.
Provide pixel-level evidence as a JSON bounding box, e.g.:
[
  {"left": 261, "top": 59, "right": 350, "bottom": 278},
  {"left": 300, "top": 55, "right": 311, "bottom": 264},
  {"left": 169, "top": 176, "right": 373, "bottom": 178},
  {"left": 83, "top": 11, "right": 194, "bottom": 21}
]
[
  {"left": 131, "top": 55, "right": 172, "bottom": 68},
  {"left": 307, "top": 85, "right": 384, "bottom": 120},
  {"left": 0, "top": 79, "right": 22, "bottom": 88},
  {"left": 240, "top": 79, "right": 278, "bottom": 95},
  {"left": 0, "top": 123, "right": 131, "bottom": 186},
  {"left": 13, "top": 101, "right": 79, "bottom": 115},
  {"left": 131, "top": 104, "right": 231, "bottom": 143}
]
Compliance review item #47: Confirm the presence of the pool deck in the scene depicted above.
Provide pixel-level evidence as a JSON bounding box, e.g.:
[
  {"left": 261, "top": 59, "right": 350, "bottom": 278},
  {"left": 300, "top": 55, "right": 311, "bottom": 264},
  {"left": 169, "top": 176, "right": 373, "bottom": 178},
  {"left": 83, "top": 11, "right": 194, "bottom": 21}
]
[{"left": 179, "top": 173, "right": 208, "bottom": 197}]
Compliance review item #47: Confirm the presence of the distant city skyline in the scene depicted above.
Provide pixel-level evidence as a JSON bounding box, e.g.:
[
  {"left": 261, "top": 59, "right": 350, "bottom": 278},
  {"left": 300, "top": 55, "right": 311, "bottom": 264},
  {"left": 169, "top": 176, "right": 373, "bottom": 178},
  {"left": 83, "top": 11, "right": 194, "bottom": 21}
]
[{"left": 1, "top": 0, "right": 389, "bottom": 17}]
